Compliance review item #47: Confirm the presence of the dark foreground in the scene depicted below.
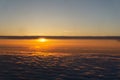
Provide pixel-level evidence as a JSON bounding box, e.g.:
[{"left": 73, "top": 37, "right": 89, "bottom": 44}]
[{"left": 0, "top": 54, "right": 120, "bottom": 80}]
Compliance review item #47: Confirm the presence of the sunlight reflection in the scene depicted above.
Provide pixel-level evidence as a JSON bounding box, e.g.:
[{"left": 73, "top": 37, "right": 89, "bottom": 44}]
[
  {"left": 30, "top": 52, "right": 71, "bottom": 57},
  {"left": 37, "top": 38, "right": 47, "bottom": 42}
]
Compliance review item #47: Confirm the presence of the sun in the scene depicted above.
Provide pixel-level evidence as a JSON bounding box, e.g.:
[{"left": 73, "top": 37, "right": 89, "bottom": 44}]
[{"left": 37, "top": 38, "right": 47, "bottom": 42}]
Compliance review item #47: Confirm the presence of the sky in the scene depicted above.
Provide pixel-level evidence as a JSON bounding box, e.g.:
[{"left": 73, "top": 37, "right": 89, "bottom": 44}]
[{"left": 0, "top": 0, "right": 120, "bottom": 36}]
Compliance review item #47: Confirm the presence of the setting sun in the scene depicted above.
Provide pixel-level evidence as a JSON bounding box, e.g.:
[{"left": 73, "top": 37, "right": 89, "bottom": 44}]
[{"left": 37, "top": 38, "right": 47, "bottom": 42}]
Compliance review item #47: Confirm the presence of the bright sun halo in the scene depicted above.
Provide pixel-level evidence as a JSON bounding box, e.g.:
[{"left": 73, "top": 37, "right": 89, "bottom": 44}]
[{"left": 37, "top": 38, "right": 47, "bottom": 42}]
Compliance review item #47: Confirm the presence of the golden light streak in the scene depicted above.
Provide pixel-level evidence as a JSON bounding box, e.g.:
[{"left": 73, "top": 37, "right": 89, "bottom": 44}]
[{"left": 37, "top": 38, "right": 47, "bottom": 42}]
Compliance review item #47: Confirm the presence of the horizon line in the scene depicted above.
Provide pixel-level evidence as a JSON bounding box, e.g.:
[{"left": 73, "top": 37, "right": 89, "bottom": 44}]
[{"left": 0, "top": 36, "right": 120, "bottom": 40}]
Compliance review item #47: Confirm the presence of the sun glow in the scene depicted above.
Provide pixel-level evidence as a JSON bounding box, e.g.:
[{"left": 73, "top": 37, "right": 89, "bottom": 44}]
[{"left": 37, "top": 38, "right": 47, "bottom": 42}]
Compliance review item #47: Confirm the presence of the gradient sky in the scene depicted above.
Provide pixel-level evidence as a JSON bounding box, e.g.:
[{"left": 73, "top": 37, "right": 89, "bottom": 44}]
[{"left": 0, "top": 0, "right": 120, "bottom": 36}]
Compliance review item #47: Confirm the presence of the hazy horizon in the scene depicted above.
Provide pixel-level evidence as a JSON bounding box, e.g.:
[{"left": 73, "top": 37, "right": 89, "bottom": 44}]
[{"left": 0, "top": 35, "right": 120, "bottom": 40}]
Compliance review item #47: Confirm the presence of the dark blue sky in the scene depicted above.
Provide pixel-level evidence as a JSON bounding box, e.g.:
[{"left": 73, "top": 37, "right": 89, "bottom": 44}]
[{"left": 0, "top": 0, "right": 120, "bottom": 36}]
